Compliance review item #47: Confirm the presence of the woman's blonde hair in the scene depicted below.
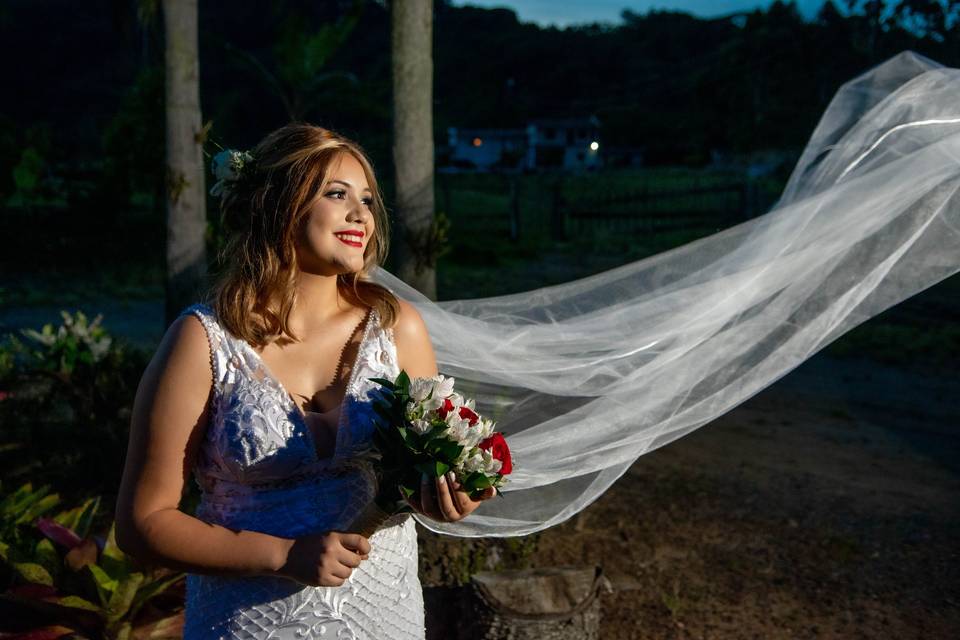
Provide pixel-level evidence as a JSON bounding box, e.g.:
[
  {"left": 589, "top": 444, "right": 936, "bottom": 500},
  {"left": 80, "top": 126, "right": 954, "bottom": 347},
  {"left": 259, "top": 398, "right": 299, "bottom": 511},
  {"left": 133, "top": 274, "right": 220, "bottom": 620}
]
[{"left": 208, "top": 123, "right": 399, "bottom": 346}]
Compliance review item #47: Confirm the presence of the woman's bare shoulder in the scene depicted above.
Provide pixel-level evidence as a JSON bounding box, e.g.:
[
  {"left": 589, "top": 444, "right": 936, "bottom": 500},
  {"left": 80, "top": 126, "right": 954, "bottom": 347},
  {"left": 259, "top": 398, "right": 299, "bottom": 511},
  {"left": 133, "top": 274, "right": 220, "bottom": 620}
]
[{"left": 392, "top": 299, "right": 437, "bottom": 377}]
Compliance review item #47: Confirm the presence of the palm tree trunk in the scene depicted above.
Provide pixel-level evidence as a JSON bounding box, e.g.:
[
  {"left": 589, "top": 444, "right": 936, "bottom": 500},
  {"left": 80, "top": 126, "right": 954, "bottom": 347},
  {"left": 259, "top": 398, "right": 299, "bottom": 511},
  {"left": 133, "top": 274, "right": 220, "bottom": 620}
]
[
  {"left": 162, "top": 0, "right": 207, "bottom": 323},
  {"left": 391, "top": 0, "right": 436, "bottom": 299}
]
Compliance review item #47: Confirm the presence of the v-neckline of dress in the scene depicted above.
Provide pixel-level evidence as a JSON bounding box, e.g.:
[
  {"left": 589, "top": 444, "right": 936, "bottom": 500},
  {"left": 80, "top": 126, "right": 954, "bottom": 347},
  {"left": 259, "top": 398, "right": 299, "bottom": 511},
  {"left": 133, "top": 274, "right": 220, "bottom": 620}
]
[{"left": 242, "top": 306, "right": 376, "bottom": 464}]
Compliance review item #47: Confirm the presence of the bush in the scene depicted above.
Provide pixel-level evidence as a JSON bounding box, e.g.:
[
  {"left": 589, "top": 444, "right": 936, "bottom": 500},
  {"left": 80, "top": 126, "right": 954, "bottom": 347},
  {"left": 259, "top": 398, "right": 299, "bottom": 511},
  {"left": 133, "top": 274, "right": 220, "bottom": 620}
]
[{"left": 0, "top": 312, "right": 149, "bottom": 504}]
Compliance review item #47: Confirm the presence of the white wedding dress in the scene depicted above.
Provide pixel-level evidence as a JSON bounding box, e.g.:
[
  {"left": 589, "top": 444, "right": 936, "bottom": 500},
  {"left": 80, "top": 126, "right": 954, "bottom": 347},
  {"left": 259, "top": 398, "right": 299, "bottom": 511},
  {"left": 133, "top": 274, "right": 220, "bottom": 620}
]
[{"left": 180, "top": 303, "right": 425, "bottom": 639}]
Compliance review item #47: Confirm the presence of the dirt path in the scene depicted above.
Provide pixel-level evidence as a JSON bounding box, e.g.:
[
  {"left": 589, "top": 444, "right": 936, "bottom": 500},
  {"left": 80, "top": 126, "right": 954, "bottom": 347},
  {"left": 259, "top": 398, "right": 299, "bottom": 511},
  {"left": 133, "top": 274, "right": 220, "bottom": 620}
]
[{"left": 422, "top": 352, "right": 960, "bottom": 639}]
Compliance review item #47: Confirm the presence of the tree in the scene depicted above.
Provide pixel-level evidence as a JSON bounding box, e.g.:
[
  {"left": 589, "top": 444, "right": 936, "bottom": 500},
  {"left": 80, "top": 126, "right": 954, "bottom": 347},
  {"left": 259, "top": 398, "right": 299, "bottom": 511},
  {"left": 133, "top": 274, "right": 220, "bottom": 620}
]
[
  {"left": 391, "top": 0, "right": 438, "bottom": 299},
  {"left": 162, "top": 0, "right": 207, "bottom": 323},
  {"left": 224, "top": 1, "right": 364, "bottom": 122}
]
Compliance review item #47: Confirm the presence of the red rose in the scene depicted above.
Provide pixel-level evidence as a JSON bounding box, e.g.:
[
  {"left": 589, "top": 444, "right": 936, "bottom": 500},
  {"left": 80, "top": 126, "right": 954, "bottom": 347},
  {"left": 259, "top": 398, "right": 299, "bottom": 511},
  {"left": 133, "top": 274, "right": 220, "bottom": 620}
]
[
  {"left": 458, "top": 406, "right": 479, "bottom": 426},
  {"left": 436, "top": 398, "right": 455, "bottom": 419},
  {"left": 478, "top": 433, "right": 512, "bottom": 475}
]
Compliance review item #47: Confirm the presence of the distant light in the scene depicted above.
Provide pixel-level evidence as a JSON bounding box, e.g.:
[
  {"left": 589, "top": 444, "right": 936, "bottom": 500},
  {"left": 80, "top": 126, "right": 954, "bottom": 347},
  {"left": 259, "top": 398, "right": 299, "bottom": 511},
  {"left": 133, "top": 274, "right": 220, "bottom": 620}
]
[
  {"left": 473, "top": 137, "right": 483, "bottom": 147},
  {"left": 589, "top": 141, "right": 599, "bottom": 151}
]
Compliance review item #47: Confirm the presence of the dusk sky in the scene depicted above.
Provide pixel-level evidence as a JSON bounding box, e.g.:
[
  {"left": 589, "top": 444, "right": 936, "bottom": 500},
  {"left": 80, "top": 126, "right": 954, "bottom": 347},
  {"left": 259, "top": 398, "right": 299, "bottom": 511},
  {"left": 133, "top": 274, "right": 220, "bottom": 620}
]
[{"left": 451, "top": 0, "right": 831, "bottom": 26}]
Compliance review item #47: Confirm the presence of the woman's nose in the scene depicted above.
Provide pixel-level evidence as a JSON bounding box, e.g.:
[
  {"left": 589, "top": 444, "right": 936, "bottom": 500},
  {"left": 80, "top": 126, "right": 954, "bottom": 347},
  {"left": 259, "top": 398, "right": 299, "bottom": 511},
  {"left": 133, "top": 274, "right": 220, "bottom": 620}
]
[{"left": 346, "top": 196, "right": 369, "bottom": 219}]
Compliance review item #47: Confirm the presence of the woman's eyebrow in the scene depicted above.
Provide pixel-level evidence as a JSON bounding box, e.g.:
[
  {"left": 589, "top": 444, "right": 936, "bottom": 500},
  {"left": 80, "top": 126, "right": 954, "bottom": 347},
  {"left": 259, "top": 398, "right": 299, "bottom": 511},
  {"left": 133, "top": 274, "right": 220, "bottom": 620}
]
[{"left": 330, "top": 179, "right": 372, "bottom": 193}]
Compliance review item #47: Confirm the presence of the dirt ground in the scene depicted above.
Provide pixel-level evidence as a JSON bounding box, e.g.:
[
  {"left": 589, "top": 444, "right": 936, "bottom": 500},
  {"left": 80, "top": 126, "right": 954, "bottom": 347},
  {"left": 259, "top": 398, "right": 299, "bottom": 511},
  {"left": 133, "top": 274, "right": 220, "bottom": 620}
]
[{"left": 420, "top": 352, "right": 960, "bottom": 639}]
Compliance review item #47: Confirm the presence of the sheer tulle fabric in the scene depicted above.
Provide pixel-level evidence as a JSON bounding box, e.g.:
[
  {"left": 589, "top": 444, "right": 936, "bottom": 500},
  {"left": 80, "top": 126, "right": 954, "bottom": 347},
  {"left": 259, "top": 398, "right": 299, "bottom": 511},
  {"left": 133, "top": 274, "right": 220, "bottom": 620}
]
[{"left": 372, "top": 51, "right": 960, "bottom": 537}]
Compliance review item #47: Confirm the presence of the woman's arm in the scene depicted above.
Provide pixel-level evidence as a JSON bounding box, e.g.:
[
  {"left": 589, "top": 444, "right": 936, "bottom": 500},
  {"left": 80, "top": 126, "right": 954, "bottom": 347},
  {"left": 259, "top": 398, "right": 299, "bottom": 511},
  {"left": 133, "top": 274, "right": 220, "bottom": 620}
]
[{"left": 114, "top": 315, "right": 291, "bottom": 577}]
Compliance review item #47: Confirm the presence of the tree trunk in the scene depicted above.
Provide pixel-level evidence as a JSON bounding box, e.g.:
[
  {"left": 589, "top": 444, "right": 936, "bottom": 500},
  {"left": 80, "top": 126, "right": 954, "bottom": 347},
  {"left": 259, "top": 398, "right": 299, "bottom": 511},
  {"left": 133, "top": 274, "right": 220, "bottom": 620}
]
[
  {"left": 162, "top": 0, "right": 207, "bottom": 324},
  {"left": 391, "top": 0, "right": 436, "bottom": 300}
]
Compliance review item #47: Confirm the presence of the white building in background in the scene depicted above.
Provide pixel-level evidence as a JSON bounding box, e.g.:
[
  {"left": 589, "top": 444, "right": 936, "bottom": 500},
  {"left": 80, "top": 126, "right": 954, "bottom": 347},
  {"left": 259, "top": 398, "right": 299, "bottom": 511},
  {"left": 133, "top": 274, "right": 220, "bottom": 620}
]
[{"left": 445, "top": 115, "right": 602, "bottom": 172}]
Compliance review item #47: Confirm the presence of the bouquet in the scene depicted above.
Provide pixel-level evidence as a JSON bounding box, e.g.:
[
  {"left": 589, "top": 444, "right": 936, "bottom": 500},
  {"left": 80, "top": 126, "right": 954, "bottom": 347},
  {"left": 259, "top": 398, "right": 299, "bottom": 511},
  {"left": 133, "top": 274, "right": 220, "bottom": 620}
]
[{"left": 349, "top": 370, "right": 513, "bottom": 536}]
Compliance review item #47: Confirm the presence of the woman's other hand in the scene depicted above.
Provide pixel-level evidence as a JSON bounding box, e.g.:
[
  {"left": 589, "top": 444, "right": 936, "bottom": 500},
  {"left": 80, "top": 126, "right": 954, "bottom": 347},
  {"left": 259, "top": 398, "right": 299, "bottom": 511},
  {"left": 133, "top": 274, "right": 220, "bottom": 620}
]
[
  {"left": 405, "top": 472, "right": 495, "bottom": 524},
  {"left": 277, "top": 531, "right": 371, "bottom": 587}
]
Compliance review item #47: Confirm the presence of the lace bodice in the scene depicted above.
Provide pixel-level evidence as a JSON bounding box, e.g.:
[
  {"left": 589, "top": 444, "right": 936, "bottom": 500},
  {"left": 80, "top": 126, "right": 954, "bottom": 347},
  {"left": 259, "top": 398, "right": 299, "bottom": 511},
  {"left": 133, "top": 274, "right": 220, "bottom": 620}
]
[{"left": 181, "top": 303, "right": 425, "bottom": 639}]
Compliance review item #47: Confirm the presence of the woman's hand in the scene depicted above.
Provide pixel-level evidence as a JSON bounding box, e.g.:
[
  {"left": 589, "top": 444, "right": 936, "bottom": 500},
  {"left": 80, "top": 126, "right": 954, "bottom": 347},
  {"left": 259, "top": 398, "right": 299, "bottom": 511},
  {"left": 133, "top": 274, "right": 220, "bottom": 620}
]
[
  {"left": 276, "top": 531, "right": 371, "bottom": 587},
  {"left": 405, "top": 472, "right": 496, "bottom": 523}
]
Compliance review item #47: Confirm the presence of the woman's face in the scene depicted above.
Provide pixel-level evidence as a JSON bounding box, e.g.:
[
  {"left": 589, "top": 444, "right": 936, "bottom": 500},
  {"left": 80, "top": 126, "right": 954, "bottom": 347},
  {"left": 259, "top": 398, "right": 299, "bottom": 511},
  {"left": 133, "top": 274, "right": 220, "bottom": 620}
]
[{"left": 296, "top": 152, "right": 376, "bottom": 276}]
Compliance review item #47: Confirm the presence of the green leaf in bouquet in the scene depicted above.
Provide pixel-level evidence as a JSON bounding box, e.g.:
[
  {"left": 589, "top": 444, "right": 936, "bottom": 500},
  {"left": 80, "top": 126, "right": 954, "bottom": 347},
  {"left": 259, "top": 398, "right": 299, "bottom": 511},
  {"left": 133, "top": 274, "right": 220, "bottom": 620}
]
[
  {"left": 424, "top": 424, "right": 450, "bottom": 440},
  {"left": 396, "top": 426, "right": 421, "bottom": 450},
  {"left": 13, "top": 561, "right": 54, "bottom": 586},
  {"left": 0, "top": 539, "right": 8, "bottom": 561},
  {"left": 463, "top": 471, "right": 494, "bottom": 493},
  {"left": 87, "top": 563, "right": 118, "bottom": 608},
  {"left": 395, "top": 370, "right": 410, "bottom": 395},
  {"left": 425, "top": 438, "right": 463, "bottom": 462},
  {"left": 367, "top": 376, "right": 397, "bottom": 391},
  {"left": 414, "top": 461, "right": 450, "bottom": 478},
  {"left": 106, "top": 571, "right": 144, "bottom": 623},
  {"left": 398, "top": 484, "right": 416, "bottom": 500}
]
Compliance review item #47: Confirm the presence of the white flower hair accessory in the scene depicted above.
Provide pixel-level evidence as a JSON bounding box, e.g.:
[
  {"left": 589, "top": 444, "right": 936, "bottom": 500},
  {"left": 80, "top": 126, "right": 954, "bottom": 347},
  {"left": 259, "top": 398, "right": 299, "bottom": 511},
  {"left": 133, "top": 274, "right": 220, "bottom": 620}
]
[{"left": 209, "top": 148, "right": 255, "bottom": 197}]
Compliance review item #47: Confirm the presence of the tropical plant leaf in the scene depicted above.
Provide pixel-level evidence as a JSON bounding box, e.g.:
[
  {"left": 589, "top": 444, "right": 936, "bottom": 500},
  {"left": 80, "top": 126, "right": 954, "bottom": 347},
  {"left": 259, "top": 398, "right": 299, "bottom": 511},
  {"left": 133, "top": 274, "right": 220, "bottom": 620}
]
[
  {"left": 13, "top": 561, "right": 54, "bottom": 586},
  {"left": 112, "top": 620, "right": 133, "bottom": 640},
  {"left": 33, "top": 538, "right": 60, "bottom": 580},
  {"left": 0, "top": 482, "right": 33, "bottom": 515},
  {"left": 106, "top": 572, "right": 144, "bottom": 623},
  {"left": 18, "top": 493, "right": 61, "bottom": 526},
  {"left": 54, "top": 495, "right": 100, "bottom": 539},
  {"left": 130, "top": 611, "right": 185, "bottom": 640},
  {"left": 87, "top": 563, "right": 118, "bottom": 607},
  {"left": 56, "top": 594, "right": 103, "bottom": 613},
  {"left": 101, "top": 522, "right": 124, "bottom": 563},
  {"left": 126, "top": 571, "right": 185, "bottom": 621}
]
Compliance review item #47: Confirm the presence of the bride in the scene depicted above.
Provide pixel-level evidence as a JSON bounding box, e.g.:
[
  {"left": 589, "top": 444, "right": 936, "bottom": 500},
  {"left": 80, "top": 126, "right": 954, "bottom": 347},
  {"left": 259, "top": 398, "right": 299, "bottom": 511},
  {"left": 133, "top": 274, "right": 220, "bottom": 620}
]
[
  {"left": 114, "top": 49, "right": 960, "bottom": 638},
  {"left": 114, "top": 124, "right": 494, "bottom": 638}
]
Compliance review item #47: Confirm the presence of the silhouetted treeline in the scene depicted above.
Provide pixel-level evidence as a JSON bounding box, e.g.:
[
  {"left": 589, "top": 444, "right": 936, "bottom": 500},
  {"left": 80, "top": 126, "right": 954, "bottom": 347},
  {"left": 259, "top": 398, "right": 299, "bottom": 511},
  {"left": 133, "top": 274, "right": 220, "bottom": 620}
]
[{"left": 3, "top": 0, "right": 960, "bottom": 208}]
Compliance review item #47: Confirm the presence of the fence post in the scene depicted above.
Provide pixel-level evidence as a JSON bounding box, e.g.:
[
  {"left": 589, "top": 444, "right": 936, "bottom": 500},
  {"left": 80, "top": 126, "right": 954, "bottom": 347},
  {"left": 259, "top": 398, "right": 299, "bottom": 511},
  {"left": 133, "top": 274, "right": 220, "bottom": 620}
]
[{"left": 551, "top": 179, "right": 567, "bottom": 241}]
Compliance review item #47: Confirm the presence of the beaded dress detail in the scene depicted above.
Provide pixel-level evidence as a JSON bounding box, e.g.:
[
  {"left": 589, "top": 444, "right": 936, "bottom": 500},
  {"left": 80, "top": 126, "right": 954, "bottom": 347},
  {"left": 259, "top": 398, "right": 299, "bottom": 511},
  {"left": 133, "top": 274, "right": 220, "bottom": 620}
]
[{"left": 181, "top": 303, "right": 424, "bottom": 639}]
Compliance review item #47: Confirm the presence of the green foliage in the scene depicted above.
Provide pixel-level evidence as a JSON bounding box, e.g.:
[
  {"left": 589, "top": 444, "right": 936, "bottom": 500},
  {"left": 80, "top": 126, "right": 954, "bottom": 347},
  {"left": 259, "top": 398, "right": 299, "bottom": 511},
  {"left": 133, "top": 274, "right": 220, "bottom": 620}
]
[
  {"left": 225, "top": 0, "right": 364, "bottom": 121},
  {"left": 11, "top": 146, "right": 43, "bottom": 195},
  {"left": 20, "top": 311, "right": 112, "bottom": 376},
  {"left": 0, "top": 484, "right": 185, "bottom": 639},
  {"left": 100, "top": 65, "right": 165, "bottom": 210},
  {"left": 0, "top": 313, "right": 149, "bottom": 500},
  {"left": 0, "top": 482, "right": 62, "bottom": 564}
]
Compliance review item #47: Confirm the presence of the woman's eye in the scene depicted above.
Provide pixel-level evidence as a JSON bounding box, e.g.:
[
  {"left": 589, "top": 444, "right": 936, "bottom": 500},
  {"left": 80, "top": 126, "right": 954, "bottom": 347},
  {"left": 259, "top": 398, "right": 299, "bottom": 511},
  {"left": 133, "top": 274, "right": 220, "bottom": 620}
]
[
  {"left": 326, "top": 190, "right": 346, "bottom": 199},
  {"left": 362, "top": 198, "right": 373, "bottom": 207}
]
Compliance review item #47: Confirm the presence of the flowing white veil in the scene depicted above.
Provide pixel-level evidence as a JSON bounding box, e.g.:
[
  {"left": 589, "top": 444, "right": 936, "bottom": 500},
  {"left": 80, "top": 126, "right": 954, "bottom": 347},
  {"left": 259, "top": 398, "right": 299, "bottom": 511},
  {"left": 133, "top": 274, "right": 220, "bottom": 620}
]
[{"left": 371, "top": 51, "right": 960, "bottom": 537}]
